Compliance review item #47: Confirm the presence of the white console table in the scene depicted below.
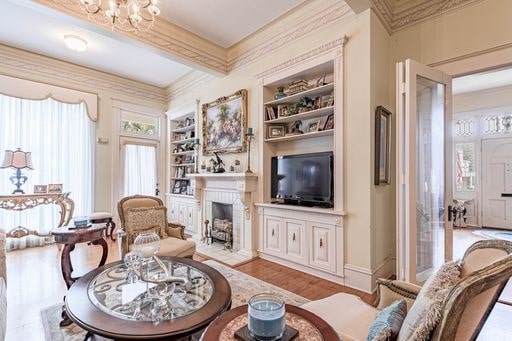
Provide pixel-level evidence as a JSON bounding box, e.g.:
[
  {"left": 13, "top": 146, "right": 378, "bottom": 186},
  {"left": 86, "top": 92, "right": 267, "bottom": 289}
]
[{"left": 0, "top": 192, "right": 74, "bottom": 238}]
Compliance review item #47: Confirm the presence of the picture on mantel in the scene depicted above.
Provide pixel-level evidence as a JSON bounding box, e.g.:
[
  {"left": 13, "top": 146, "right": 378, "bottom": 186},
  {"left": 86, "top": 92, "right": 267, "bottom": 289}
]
[{"left": 202, "top": 89, "right": 248, "bottom": 155}]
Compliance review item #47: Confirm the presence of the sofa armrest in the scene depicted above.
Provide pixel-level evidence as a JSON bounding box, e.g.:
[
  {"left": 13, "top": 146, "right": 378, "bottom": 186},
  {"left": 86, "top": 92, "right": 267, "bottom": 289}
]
[
  {"left": 166, "top": 223, "right": 186, "bottom": 240},
  {"left": 375, "top": 279, "right": 421, "bottom": 310}
]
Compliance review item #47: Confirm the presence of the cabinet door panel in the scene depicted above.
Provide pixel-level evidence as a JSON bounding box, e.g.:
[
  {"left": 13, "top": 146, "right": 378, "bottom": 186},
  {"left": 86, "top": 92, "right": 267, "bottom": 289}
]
[
  {"left": 285, "top": 219, "right": 306, "bottom": 262},
  {"left": 308, "top": 222, "right": 336, "bottom": 272},
  {"left": 186, "top": 205, "right": 195, "bottom": 233},
  {"left": 264, "top": 216, "right": 282, "bottom": 254},
  {"left": 178, "top": 204, "right": 186, "bottom": 225},
  {"left": 169, "top": 202, "right": 178, "bottom": 222}
]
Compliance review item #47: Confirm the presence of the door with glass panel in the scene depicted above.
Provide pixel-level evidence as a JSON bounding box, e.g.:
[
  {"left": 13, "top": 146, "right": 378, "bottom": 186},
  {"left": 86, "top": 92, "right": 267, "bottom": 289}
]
[
  {"left": 120, "top": 140, "right": 160, "bottom": 197},
  {"left": 396, "top": 59, "right": 453, "bottom": 283}
]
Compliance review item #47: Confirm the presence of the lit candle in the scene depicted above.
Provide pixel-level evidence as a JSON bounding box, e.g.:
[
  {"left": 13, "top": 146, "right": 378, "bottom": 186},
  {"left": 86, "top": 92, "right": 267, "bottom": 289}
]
[{"left": 247, "top": 127, "right": 253, "bottom": 135}]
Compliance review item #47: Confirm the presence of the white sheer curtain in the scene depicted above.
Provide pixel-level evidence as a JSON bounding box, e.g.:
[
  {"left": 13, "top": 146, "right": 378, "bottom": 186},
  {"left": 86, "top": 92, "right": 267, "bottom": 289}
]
[
  {"left": 0, "top": 95, "right": 94, "bottom": 250},
  {"left": 123, "top": 144, "right": 156, "bottom": 196}
]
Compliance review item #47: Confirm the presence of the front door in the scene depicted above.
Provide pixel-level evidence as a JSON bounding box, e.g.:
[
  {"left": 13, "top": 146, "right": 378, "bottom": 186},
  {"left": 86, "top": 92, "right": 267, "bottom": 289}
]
[
  {"left": 396, "top": 59, "right": 453, "bottom": 283},
  {"left": 120, "top": 139, "right": 161, "bottom": 197},
  {"left": 482, "top": 137, "right": 512, "bottom": 229}
]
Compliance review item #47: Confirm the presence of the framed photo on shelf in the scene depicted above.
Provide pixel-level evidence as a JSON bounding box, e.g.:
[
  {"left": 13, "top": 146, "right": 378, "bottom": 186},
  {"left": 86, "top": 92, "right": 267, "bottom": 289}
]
[
  {"left": 48, "top": 183, "right": 63, "bottom": 193},
  {"left": 307, "top": 119, "right": 321, "bottom": 133},
  {"left": 374, "top": 106, "right": 392, "bottom": 185},
  {"left": 277, "top": 104, "right": 290, "bottom": 118},
  {"left": 202, "top": 89, "right": 247, "bottom": 155},
  {"left": 323, "top": 114, "right": 334, "bottom": 131},
  {"left": 173, "top": 180, "right": 182, "bottom": 194},
  {"left": 34, "top": 185, "right": 47, "bottom": 194},
  {"left": 180, "top": 183, "right": 188, "bottom": 194},
  {"left": 266, "top": 106, "right": 276, "bottom": 120},
  {"left": 267, "top": 125, "right": 286, "bottom": 138}
]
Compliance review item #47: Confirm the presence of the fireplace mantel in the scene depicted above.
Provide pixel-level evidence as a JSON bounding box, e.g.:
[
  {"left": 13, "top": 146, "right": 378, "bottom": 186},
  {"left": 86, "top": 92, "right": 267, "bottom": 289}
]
[
  {"left": 187, "top": 172, "right": 259, "bottom": 257},
  {"left": 187, "top": 173, "right": 258, "bottom": 217}
]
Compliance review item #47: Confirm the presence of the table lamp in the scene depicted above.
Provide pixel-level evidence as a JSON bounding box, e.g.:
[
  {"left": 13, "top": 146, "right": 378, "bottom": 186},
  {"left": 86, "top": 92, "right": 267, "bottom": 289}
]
[{"left": 0, "top": 148, "right": 34, "bottom": 194}]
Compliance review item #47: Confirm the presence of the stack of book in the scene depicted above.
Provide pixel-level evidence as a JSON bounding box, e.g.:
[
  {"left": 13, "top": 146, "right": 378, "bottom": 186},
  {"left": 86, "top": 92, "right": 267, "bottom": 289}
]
[{"left": 285, "top": 79, "right": 308, "bottom": 95}]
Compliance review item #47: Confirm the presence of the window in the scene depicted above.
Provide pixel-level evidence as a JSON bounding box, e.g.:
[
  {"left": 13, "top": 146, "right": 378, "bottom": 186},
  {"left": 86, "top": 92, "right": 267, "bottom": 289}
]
[
  {"left": 121, "top": 111, "right": 159, "bottom": 137},
  {"left": 483, "top": 114, "right": 512, "bottom": 135},
  {"left": 455, "top": 142, "right": 476, "bottom": 192},
  {"left": 0, "top": 95, "right": 94, "bottom": 249},
  {"left": 454, "top": 119, "right": 474, "bottom": 137}
]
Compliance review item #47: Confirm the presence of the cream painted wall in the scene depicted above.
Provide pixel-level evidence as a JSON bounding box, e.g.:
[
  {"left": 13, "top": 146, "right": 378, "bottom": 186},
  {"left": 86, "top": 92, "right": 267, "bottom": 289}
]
[
  {"left": 169, "top": 9, "right": 378, "bottom": 271},
  {"left": 0, "top": 51, "right": 166, "bottom": 212},
  {"left": 391, "top": 0, "right": 512, "bottom": 70},
  {"left": 454, "top": 86, "right": 512, "bottom": 113},
  {"left": 370, "top": 11, "right": 395, "bottom": 272}
]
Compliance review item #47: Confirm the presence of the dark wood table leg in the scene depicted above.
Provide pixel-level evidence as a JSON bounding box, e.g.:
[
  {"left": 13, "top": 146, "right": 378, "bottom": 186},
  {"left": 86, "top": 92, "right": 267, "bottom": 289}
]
[
  {"left": 91, "top": 238, "right": 108, "bottom": 267},
  {"left": 108, "top": 221, "right": 116, "bottom": 241}
]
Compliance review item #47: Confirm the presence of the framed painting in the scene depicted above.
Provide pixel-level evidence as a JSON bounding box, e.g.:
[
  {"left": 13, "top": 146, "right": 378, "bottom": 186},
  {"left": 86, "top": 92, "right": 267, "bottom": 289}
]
[
  {"left": 202, "top": 89, "right": 248, "bottom": 155},
  {"left": 374, "top": 106, "right": 392, "bottom": 185}
]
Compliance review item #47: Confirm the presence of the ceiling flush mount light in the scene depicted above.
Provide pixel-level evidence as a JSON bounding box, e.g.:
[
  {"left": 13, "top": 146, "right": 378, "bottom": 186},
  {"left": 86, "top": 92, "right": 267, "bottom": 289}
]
[
  {"left": 64, "top": 34, "right": 88, "bottom": 52},
  {"left": 77, "top": 0, "right": 161, "bottom": 34}
]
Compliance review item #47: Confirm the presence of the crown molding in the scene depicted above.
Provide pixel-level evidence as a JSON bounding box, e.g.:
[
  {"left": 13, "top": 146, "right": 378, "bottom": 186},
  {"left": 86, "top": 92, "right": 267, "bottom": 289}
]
[
  {"left": 166, "top": 71, "right": 216, "bottom": 102},
  {"left": 36, "top": 0, "right": 228, "bottom": 75},
  {"left": 255, "top": 36, "right": 348, "bottom": 80},
  {"left": 0, "top": 44, "right": 167, "bottom": 104},
  {"left": 228, "top": 1, "right": 352, "bottom": 72},
  {"left": 372, "top": 0, "right": 485, "bottom": 33}
]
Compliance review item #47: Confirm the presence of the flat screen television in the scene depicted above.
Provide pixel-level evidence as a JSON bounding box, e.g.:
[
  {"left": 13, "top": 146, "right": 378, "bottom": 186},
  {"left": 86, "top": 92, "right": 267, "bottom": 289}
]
[{"left": 271, "top": 152, "right": 334, "bottom": 208}]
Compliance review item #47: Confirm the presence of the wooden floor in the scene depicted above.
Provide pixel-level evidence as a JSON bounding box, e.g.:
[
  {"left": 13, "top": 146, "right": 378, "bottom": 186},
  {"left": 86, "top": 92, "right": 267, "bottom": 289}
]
[{"left": 5, "top": 240, "right": 373, "bottom": 341}]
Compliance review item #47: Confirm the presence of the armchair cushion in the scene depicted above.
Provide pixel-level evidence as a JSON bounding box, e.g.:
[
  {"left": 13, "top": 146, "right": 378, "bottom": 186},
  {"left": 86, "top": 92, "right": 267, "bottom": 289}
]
[
  {"left": 124, "top": 206, "right": 168, "bottom": 244},
  {"left": 302, "top": 293, "right": 379, "bottom": 341},
  {"left": 367, "top": 299, "right": 407, "bottom": 341},
  {"left": 398, "top": 261, "right": 460, "bottom": 341}
]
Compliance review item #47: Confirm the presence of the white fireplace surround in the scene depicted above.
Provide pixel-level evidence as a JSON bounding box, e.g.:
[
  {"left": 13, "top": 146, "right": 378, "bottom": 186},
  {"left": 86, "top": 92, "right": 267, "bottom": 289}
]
[{"left": 188, "top": 173, "right": 258, "bottom": 257}]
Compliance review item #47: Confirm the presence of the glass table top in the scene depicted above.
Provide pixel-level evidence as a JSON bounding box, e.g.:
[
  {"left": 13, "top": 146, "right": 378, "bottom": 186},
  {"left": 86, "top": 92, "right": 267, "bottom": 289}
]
[{"left": 88, "top": 258, "right": 213, "bottom": 322}]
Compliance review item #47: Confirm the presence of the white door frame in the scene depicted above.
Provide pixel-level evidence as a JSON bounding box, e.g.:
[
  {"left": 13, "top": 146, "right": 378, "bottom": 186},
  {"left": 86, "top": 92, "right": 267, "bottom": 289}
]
[
  {"left": 397, "top": 59, "right": 453, "bottom": 283},
  {"left": 111, "top": 100, "right": 166, "bottom": 219}
]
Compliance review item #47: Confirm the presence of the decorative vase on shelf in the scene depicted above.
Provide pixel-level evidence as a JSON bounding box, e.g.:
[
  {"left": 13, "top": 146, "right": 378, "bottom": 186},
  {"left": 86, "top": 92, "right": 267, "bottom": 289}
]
[{"left": 274, "top": 87, "right": 287, "bottom": 100}]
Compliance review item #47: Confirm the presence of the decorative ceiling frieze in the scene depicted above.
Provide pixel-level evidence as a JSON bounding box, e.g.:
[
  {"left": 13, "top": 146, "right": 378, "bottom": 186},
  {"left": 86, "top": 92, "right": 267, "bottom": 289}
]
[
  {"left": 0, "top": 44, "right": 167, "bottom": 104},
  {"left": 35, "top": 0, "right": 228, "bottom": 75},
  {"left": 372, "top": 0, "right": 485, "bottom": 33},
  {"left": 228, "top": 2, "right": 352, "bottom": 71}
]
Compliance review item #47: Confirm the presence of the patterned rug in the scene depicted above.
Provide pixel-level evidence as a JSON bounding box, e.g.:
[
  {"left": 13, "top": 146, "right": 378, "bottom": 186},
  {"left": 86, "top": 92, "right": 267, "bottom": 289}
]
[
  {"left": 473, "top": 229, "right": 512, "bottom": 242},
  {"left": 41, "top": 260, "right": 309, "bottom": 341}
]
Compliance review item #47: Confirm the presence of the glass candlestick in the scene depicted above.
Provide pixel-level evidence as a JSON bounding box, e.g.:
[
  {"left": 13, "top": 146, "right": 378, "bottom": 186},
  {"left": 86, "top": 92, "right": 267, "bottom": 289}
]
[
  {"left": 248, "top": 293, "right": 285, "bottom": 341},
  {"left": 245, "top": 128, "right": 254, "bottom": 173}
]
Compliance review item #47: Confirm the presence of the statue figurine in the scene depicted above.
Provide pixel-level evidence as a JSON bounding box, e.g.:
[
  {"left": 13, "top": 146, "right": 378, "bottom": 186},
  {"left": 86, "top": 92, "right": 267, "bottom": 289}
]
[{"left": 210, "top": 152, "right": 225, "bottom": 173}]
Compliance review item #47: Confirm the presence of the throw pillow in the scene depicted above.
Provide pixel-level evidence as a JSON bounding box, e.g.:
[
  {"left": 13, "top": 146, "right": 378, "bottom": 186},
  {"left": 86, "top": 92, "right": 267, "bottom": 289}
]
[
  {"left": 398, "top": 261, "right": 460, "bottom": 341},
  {"left": 124, "top": 206, "right": 169, "bottom": 244},
  {"left": 367, "top": 299, "right": 407, "bottom": 341}
]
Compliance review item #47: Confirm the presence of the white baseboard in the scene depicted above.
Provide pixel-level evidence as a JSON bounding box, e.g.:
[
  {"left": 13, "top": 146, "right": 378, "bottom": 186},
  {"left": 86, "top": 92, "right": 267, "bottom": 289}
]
[
  {"left": 259, "top": 253, "right": 344, "bottom": 284},
  {"left": 344, "top": 257, "right": 396, "bottom": 294}
]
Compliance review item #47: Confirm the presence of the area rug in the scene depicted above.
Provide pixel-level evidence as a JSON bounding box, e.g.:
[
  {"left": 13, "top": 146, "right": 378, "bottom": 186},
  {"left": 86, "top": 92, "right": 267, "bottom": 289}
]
[
  {"left": 473, "top": 229, "right": 512, "bottom": 242},
  {"left": 41, "top": 260, "right": 309, "bottom": 341}
]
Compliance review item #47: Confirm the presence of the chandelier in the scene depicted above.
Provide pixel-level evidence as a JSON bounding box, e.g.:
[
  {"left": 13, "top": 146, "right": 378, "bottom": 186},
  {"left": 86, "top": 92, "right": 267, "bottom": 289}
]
[{"left": 78, "top": 0, "right": 161, "bottom": 34}]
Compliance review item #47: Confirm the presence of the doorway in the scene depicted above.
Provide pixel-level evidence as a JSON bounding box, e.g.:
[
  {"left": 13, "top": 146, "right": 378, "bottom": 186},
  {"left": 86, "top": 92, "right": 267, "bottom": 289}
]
[{"left": 120, "top": 140, "right": 159, "bottom": 197}]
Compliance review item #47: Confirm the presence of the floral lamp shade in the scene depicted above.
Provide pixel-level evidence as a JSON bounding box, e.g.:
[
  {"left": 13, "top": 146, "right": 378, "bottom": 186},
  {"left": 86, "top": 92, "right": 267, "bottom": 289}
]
[
  {"left": 0, "top": 149, "right": 34, "bottom": 170},
  {"left": 1, "top": 148, "right": 34, "bottom": 194}
]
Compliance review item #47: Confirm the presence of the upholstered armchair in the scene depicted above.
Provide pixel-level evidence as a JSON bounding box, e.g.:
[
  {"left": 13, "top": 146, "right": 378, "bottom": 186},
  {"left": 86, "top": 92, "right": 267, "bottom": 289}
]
[
  {"left": 302, "top": 239, "right": 512, "bottom": 341},
  {"left": 117, "top": 195, "right": 196, "bottom": 259}
]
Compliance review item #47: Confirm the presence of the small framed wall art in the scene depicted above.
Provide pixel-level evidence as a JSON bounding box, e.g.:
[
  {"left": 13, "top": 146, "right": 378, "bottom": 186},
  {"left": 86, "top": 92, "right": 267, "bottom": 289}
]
[
  {"left": 48, "top": 183, "right": 63, "bottom": 193},
  {"left": 34, "top": 185, "right": 47, "bottom": 194},
  {"left": 267, "top": 125, "right": 286, "bottom": 138},
  {"left": 374, "top": 106, "right": 392, "bottom": 185}
]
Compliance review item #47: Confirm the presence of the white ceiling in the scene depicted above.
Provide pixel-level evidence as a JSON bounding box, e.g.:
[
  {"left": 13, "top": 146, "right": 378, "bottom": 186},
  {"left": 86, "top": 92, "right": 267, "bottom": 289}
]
[
  {"left": 453, "top": 67, "right": 512, "bottom": 95},
  {"left": 158, "top": 0, "right": 307, "bottom": 48},
  {"left": 0, "top": 0, "right": 193, "bottom": 87},
  {"left": 0, "top": 0, "right": 307, "bottom": 88}
]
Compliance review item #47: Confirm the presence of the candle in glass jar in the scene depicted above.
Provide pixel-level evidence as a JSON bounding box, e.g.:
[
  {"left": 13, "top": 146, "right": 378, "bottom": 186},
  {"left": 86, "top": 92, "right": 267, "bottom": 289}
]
[
  {"left": 246, "top": 127, "right": 253, "bottom": 135},
  {"left": 248, "top": 293, "right": 285, "bottom": 340}
]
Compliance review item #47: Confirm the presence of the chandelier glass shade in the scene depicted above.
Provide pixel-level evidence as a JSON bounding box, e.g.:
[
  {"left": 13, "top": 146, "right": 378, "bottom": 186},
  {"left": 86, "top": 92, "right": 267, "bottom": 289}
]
[{"left": 78, "top": 0, "right": 161, "bottom": 33}]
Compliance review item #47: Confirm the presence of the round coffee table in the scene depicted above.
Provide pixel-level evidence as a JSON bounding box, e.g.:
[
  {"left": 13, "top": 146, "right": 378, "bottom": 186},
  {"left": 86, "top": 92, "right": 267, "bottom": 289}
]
[
  {"left": 65, "top": 257, "right": 231, "bottom": 340},
  {"left": 202, "top": 304, "right": 340, "bottom": 341}
]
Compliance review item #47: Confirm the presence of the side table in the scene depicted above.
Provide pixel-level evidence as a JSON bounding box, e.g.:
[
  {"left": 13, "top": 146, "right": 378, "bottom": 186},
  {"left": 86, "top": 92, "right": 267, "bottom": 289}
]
[
  {"left": 51, "top": 225, "right": 108, "bottom": 327},
  {"left": 202, "top": 304, "right": 340, "bottom": 341}
]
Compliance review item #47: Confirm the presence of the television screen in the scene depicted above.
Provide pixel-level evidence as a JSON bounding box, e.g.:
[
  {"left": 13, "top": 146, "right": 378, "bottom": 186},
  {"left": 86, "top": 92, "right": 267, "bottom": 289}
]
[{"left": 271, "top": 152, "right": 333, "bottom": 207}]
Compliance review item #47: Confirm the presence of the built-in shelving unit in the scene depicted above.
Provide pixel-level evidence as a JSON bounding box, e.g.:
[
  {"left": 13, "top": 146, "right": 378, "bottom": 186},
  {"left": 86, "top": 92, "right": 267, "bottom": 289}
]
[
  {"left": 168, "top": 108, "right": 197, "bottom": 197},
  {"left": 257, "top": 47, "right": 345, "bottom": 284}
]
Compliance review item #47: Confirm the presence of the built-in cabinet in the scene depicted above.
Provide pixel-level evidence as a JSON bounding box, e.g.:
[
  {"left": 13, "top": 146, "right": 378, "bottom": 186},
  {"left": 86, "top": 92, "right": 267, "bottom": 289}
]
[
  {"left": 257, "top": 204, "right": 343, "bottom": 281},
  {"left": 166, "top": 193, "right": 197, "bottom": 235},
  {"left": 256, "top": 44, "right": 345, "bottom": 283}
]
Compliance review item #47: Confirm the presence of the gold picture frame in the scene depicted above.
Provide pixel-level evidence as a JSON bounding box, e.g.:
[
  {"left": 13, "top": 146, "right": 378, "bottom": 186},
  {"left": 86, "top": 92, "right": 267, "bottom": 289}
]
[
  {"left": 374, "top": 106, "right": 392, "bottom": 185},
  {"left": 202, "top": 89, "right": 248, "bottom": 155}
]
